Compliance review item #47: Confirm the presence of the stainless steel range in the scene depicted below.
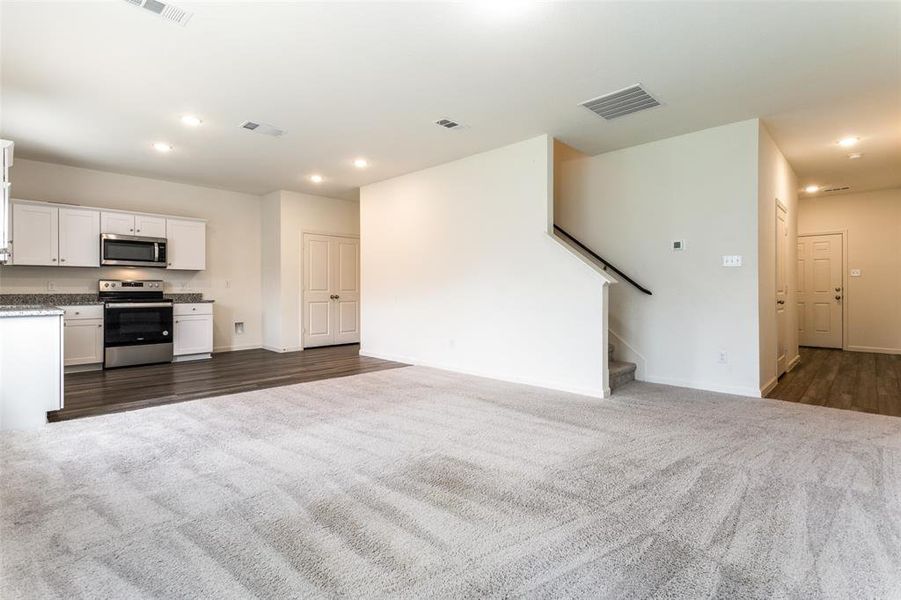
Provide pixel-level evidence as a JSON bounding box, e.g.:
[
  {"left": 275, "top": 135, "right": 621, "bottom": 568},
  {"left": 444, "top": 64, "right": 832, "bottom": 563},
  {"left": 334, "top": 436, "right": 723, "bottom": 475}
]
[{"left": 100, "top": 279, "right": 173, "bottom": 368}]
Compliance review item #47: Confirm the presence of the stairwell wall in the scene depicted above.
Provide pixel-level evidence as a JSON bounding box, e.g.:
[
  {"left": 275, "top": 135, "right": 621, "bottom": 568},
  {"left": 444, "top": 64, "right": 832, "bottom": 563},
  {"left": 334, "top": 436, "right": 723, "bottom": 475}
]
[{"left": 555, "top": 119, "right": 764, "bottom": 396}]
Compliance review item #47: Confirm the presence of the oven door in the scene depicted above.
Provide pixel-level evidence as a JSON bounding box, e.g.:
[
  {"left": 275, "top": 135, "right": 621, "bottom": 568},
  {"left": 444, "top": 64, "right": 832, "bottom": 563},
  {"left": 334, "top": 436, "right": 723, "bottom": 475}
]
[
  {"left": 104, "top": 302, "right": 173, "bottom": 347},
  {"left": 101, "top": 234, "right": 166, "bottom": 267}
]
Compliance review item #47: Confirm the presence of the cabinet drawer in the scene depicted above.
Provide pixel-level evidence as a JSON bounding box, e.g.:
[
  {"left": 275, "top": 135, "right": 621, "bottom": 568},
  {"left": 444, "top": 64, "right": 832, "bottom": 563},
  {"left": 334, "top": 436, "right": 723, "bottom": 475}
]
[
  {"left": 173, "top": 303, "right": 213, "bottom": 316},
  {"left": 62, "top": 305, "right": 104, "bottom": 320}
]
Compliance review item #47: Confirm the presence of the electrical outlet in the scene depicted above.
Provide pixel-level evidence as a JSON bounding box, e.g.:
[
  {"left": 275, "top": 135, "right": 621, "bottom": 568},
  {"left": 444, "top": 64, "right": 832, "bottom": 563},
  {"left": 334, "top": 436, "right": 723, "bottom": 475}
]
[
  {"left": 722, "top": 255, "right": 743, "bottom": 267},
  {"left": 718, "top": 350, "right": 728, "bottom": 364},
  {"left": 47, "top": 281, "right": 56, "bottom": 291}
]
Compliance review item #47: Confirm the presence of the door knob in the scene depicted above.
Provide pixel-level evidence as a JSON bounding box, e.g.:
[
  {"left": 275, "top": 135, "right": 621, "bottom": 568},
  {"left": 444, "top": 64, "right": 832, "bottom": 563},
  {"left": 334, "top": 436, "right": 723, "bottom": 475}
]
[
  {"left": 835, "top": 287, "right": 842, "bottom": 292},
  {"left": 835, "top": 295, "right": 842, "bottom": 301}
]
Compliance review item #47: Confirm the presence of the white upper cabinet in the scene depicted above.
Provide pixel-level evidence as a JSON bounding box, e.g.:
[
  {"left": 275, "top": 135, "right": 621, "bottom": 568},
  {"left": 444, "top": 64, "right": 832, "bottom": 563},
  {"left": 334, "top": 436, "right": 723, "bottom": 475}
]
[
  {"left": 58, "top": 207, "right": 100, "bottom": 267},
  {"left": 11, "top": 201, "right": 58, "bottom": 265},
  {"left": 100, "top": 211, "right": 135, "bottom": 235},
  {"left": 166, "top": 218, "right": 206, "bottom": 270},
  {"left": 10, "top": 200, "right": 206, "bottom": 270},
  {"left": 135, "top": 215, "right": 166, "bottom": 238}
]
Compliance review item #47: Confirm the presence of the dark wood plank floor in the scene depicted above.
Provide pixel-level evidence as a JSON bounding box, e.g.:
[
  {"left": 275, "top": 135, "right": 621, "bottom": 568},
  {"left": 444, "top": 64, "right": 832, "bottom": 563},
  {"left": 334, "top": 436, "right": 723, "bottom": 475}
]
[
  {"left": 52, "top": 344, "right": 407, "bottom": 422},
  {"left": 767, "top": 347, "right": 901, "bottom": 417}
]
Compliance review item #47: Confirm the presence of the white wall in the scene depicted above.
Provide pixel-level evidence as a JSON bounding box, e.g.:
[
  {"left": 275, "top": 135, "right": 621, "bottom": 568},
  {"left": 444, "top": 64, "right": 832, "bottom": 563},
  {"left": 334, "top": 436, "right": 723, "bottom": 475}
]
[
  {"left": 260, "top": 190, "right": 359, "bottom": 352},
  {"left": 758, "top": 124, "right": 799, "bottom": 391},
  {"left": 556, "top": 120, "right": 763, "bottom": 396},
  {"left": 799, "top": 188, "right": 901, "bottom": 354},
  {"left": 360, "top": 135, "right": 611, "bottom": 397},
  {"left": 0, "top": 159, "right": 262, "bottom": 352}
]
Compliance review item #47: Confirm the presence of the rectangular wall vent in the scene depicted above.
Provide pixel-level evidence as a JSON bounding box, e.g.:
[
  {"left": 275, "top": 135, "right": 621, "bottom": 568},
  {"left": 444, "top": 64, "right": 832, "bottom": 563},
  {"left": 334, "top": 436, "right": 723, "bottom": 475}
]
[
  {"left": 435, "top": 118, "right": 462, "bottom": 130},
  {"left": 122, "top": 0, "right": 193, "bottom": 26},
  {"left": 822, "top": 186, "right": 851, "bottom": 193},
  {"left": 580, "top": 84, "right": 661, "bottom": 120},
  {"left": 240, "top": 121, "right": 286, "bottom": 137}
]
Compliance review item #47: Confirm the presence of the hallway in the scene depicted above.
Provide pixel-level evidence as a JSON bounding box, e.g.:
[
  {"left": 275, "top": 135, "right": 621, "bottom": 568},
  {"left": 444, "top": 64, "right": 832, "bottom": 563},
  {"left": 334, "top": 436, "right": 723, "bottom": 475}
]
[{"left": 767, "top": 347, "right": 901, "bottom": 417}]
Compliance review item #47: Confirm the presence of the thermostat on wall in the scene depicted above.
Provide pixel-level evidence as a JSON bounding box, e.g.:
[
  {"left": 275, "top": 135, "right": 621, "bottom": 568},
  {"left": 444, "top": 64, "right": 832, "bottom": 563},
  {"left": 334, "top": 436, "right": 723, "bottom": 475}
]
[{"left": 672, "top": 240, "right": 685, "bottom": 251}]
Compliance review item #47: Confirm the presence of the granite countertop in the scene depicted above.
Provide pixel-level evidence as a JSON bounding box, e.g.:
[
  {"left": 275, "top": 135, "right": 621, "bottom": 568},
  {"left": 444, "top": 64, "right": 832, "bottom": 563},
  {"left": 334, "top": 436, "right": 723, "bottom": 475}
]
[
  {"left": 0, "top": 293, "right": 214, "bottom": 306},
  {"left": 0, "top": 305, "right": 65, "bottom": 318}
]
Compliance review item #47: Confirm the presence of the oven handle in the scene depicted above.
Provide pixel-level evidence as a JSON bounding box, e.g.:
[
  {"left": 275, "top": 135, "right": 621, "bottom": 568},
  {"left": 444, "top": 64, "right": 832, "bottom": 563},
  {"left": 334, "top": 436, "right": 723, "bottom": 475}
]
[{"left": 105, "top": 302, "right": 173, "bottom": 309}]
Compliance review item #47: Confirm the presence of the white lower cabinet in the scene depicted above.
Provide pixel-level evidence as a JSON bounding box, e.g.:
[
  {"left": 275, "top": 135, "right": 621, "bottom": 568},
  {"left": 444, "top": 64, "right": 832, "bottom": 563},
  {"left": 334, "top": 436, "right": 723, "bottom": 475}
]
[
  {"left": 173, "top": 304, "right": 213, "bottom": 360},
  {"left": 64, "top": 319, "right": 104, "bottom": 366},
  {"left": 62, "top": 305, "right": 104, "bottom": 370}
]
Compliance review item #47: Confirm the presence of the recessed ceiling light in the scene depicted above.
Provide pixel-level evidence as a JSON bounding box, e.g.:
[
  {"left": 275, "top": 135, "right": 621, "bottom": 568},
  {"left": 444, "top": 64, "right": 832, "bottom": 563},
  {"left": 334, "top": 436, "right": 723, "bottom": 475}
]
[
  {"left": 153, "top": 142, "right": 172, "bottom": 153},
  {"left": 848, "top": 153, "right": 863, "bottom": 160},
  {"left": 837, "top": 137, "right": 859, "bottom": 148},
  {"left": 181, "top": 115, "right": 202, "bottom": 127},
  {"left": 353, "top": 158, "right": 368, "bottom": 169},
  {"left": 805, "top": 185, "right": 820, "bottom": 194},
  {"left": 310, "top": 174, "right": 323, "bottom": 183}
]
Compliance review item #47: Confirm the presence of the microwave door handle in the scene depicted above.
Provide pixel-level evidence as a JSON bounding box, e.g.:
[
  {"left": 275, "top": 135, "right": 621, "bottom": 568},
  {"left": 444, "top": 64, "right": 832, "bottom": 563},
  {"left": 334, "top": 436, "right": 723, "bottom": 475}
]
[{"left": 154, "top": 242, "right": 159, "bottom": 263}]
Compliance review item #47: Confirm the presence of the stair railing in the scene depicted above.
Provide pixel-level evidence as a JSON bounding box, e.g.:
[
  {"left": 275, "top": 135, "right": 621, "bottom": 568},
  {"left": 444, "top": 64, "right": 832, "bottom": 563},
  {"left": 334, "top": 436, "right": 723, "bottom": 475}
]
[{"left": 553, "top": 225, "right": 652, "bottom": 296}]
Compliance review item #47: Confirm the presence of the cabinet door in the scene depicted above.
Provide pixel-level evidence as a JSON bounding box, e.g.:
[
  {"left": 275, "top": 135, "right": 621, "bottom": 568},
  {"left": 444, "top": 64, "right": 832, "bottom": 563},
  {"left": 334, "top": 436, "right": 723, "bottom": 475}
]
[
  {"left": 100, "top": 212, "right": 135, "bottom": 235},
  {"left": 11, "top": 202, "right": 58, "bottom": 265},
  {"left": 63, "top": 318, "right": 104, "bottom": 366},
  {"left": 166, "top": 218, "right": 206, "bottom": 270},
  {"left": 174, "top": 314, "right": 213, "bottom": 355},
  {"left": 135, "top": 215, "right": 166, "bottom": 238},
  {"left": 58, "top": 207, "right": 100, "bottom": 267}
]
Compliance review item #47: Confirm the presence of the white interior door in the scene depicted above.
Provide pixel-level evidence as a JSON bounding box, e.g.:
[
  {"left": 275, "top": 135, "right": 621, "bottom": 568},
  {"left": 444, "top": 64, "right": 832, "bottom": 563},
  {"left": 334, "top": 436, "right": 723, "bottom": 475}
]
[
  {"left": 333, "top": 237, "right": 361, "bottom": 344},
  {"left": 303, "top": 234, "right": 360, "bottom": 348},
  {"left": 797, "top": 233, "right": 843, "bottom": 348},
  {"left": 775, "top": 204, "right": 788, "bottom": 375}
]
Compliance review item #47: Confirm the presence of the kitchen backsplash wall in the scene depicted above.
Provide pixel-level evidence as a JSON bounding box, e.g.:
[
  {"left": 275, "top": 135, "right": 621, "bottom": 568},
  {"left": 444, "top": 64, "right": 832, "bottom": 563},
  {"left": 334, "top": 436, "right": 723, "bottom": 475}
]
[{"left": 0, "top": 159, "right": 263, "bottom": 352}]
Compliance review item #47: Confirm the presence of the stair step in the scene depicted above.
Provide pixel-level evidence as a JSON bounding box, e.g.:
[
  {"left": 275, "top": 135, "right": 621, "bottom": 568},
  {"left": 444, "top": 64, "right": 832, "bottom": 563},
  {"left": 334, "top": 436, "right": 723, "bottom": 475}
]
[{"left": 609, "top": 360, "right": 636, "bottom": 392}]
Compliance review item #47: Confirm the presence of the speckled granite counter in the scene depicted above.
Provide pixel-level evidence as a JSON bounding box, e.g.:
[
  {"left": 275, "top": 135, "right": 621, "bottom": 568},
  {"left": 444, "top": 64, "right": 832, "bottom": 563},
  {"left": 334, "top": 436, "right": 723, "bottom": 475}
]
[
  {"left": 0, "top": 305, "right": 65, "bottom": 318},
  {"left": 0, "top": 294, "right": 214, "bottom": 305}
]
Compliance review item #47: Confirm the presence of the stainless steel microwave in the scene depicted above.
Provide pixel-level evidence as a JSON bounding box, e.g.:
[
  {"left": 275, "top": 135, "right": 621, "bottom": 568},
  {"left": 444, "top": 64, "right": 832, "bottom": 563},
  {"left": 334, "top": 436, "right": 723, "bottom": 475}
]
[{"left": 101, "top": 234, "right": 167, "bottom": 268}]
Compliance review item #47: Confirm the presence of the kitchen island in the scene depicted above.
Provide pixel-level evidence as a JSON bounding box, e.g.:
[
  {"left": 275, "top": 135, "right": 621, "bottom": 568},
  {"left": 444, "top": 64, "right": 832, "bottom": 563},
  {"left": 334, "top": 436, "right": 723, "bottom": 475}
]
[{"left": 0, "top": 305, "right": 64, "bottom": 430}]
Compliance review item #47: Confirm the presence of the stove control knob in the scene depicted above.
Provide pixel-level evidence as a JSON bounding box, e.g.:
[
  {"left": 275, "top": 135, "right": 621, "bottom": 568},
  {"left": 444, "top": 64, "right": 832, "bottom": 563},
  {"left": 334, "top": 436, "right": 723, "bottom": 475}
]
[{"left": 104, "top": 283, "right": 109, "bottom": 288}]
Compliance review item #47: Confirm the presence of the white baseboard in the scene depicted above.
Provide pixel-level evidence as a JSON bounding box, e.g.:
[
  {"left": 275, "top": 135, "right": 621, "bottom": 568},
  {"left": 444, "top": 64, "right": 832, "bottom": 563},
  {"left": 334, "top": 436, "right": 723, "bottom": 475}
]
[
  {"left": 261, "top": 344, "right": 303, "bottom": 353},
  {"left": 639, "top": 374, "right": 762, "bottom": 398},
  {"left": 787, "top": 354, "right": 801, "bottom": 372},
  {"left": 213, "top": 343, "right": 262, "bottom": 353},
  {"left": 760, "top": 376, "right": 779, "bottom": 396},
  {"left": 846, "top": 345, "right": 901, "bottom": 355},
  {"left": 359, "top": 348, "right": 610, "bottom": 399}
]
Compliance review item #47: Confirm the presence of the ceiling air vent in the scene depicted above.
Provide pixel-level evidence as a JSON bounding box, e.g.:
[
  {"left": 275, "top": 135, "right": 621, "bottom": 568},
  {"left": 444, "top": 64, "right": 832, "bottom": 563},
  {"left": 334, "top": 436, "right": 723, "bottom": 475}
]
[
  {"left": 240, "top": 121, "right": 286, "bottom": 137},
  {"left": 122, "top": 0, "right": 193, "bottom": 26},
  {"left": 580, "top": 84, "right": 661, "bottom": 120},
  {"left": 822, "top": 186, "right": 851, "bottom": 193},
  {"left": 435, "top": 118, "right": 462, "bottom": 130}
]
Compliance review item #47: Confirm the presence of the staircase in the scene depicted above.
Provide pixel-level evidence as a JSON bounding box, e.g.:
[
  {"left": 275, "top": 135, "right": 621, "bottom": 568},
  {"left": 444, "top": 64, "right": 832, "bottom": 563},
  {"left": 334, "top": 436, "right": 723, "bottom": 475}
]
[{"left": 609, "top": 342, "right": 636, "bottom": 392}]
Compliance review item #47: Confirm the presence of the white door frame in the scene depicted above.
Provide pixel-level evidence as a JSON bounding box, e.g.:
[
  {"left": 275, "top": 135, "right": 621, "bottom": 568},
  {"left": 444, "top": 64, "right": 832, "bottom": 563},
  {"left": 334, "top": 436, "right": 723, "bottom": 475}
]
[
  {"left": 300, "top": 230, "right": 360, "bottom": 350},
  {"left": 798, "top": 230, "right": 848, "bottom": 351}
]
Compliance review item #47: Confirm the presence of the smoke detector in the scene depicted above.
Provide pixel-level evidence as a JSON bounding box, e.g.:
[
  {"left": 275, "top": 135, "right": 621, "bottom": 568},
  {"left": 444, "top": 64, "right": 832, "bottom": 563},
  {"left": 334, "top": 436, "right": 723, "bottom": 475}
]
[
  {"left": 122, "top": 0, "right": 193, "bottom": 26},
  {"left": 434, "top": 118, "right": 463, "bottom": 130},
  {"left": 580, "top": 84, "right": 661, "bottom": 120},
  {"left": 240, "top": 121, "right": 286, "bottom": 137}
]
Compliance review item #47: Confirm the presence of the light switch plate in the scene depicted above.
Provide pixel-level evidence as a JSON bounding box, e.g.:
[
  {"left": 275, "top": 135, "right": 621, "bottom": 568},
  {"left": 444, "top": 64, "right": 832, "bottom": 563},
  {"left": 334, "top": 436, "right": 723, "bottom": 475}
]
[
  {"left": 850, "top": 269, "right": 861, "bottom": 277},
  {"left": 722, "top": 255, "right": 743, "bottom": 267}
]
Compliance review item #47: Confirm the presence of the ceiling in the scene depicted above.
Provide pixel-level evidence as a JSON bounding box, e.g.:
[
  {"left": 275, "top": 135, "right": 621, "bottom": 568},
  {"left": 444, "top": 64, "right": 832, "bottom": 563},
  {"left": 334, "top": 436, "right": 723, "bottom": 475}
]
[{"left": 1, "top": 1, "right": 899, "bottom": 200}]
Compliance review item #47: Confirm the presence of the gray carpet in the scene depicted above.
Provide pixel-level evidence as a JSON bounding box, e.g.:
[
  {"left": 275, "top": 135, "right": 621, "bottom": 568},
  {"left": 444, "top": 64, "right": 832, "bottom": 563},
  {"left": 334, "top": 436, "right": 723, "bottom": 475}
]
[{"left": 2, "top": 367, "right": 900, "bottom": 599}]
